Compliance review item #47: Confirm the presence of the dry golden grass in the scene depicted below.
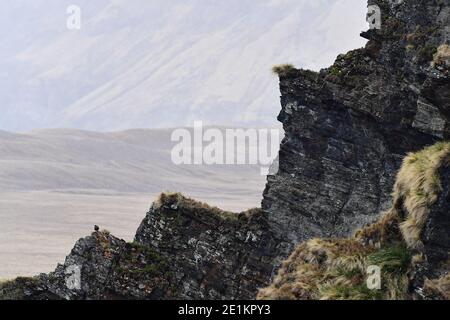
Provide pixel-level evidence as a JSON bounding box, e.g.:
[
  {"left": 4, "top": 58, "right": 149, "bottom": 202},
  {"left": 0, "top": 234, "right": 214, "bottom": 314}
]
[
  {"left": 0, "top": 277, "right": 40, "bottom": 300},
  {"left": 154, "top": 192, "right": 241, "bottom": 220},
  {"left": 0, "top": 276, "right": 27, "bottom": 288},
  {"left": 395, "top": 142, "right": 450, "bottom": 249},
  {"left": 272, "top": 64, "right": 296, "bottom": 76},
  {"left": 432, "top": 44, "right": 450, "bottom": 67},
  {"left": 355, "top": 208, "right": 403, "bottom": 246},
  {"left": 424, "top": 274, "right": 450, "bottom": 299}
]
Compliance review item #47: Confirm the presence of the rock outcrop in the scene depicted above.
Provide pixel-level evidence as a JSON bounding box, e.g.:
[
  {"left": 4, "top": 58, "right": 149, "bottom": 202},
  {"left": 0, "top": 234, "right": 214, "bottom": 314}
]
[{"left": 1, "top": 0, "right": 449, "bottom": 300}]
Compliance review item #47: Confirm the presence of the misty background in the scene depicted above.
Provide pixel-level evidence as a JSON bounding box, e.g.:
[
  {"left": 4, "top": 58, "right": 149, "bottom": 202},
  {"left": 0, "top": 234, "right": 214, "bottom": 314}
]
[
  {"left": 0, "top": 0, "right": 367, "bottom": 278},
  {"left": 0, "top": 0, "right": 367, "bottom": 131}
]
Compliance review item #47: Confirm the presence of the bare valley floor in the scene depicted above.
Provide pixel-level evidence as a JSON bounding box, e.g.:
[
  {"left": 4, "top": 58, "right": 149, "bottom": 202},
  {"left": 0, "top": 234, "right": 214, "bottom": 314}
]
[{"left": 0, "top": 190, "right": 260, "bottom": 279}]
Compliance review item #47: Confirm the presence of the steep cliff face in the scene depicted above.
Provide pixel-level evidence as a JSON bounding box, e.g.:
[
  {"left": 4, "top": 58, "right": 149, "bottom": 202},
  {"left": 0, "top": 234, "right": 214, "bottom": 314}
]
[
  {"left": 258, "top": 143, "right": 450, "bottom": 300},
  {"left": 1, "top": 0, "right": 449, "bottom": 300},
  {"left": 263, "top": 0, "right": 449, "bottom": 258}
]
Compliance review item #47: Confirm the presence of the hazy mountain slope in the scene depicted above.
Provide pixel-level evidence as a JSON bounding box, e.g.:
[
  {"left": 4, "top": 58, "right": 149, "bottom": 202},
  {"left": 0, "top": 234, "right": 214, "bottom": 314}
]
[
  {"left": 0, "top": 128, "right": 266, "bottom": 196},
  {"left": 0, "top": 0, "right": 367, "bottom": 131}
]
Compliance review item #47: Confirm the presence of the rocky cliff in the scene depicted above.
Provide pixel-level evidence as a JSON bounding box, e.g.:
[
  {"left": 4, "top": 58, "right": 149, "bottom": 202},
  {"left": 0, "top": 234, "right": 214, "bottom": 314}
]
[
  {"left": 263, "top": 0, "right": 449, "bottom": 259},
  {"left": 1, "top": 0, "right": 449, "bottom": 300},
  {"left": 0, "top": 195, "right": 278, "bottom": 300}
]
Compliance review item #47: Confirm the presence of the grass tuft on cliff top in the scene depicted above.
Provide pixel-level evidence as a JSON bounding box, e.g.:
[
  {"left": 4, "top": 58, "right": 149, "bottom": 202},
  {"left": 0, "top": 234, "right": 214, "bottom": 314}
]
[
  {"left": 432, "top": 43, "right": 450, "bottom": 68},
  {"left": 272, "top": 64, "right": 297, "bottom": 76}
]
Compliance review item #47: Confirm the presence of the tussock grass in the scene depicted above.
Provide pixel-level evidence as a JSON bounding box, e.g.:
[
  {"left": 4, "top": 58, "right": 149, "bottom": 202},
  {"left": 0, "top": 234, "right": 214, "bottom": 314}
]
[
  {"left": 424, "top": 274, "right": 450, "bottom": 299},
  {"left": 257, "top": 238, "right": 410, "bottom": 300},
  {"left": 319, "top": 283, "right": 383, "bottom": 300},
  {"left": 272, "top": 64, "right": 296, "bottom": 76},
  {"left": 257, "top": 238, "right": 375, "bottom": 300},
  {"left": 0, "top": 279, "right": 11, "bottom": 286},
  {"left": 355, "top": 208, "right": 403, "bottom": 246},
  {"left": 356, "top": 142, "right": 450, "bottom": 249},
  {"left": 367, "top": 245, "right": 411, "bottom": 274},
  {"left": 0, "top": 277, "right": 40, "bottom": 300},
  {"left": 395, "top": 142, "right": 450, "bottom": 249},
  {"left": 259, "top": 142, "right": 450, "bottom": 300}
]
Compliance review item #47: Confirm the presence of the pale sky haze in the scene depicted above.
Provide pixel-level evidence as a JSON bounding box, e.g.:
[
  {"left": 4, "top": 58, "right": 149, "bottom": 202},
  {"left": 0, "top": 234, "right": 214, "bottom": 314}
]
[{"left": 0, "top": 0, "right": 368, "bottom": 132}]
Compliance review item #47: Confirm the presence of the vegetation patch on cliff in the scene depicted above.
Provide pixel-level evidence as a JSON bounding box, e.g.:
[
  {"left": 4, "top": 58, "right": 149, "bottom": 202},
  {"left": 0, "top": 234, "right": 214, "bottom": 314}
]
[
  {"left": 424, "top": 273, "right": 450, "bottom": 300},
  {"left": 0, "top": 277, "right": 44, "bottom": 300},
  {"left": 154, "top": 192, "right": 261, "bottom": 222},
  {"left": 395, "top": 142, "right": 450, "bottom": 248},
  {"left": 257, "top": 238, "right": 412, "bottom": 300}
]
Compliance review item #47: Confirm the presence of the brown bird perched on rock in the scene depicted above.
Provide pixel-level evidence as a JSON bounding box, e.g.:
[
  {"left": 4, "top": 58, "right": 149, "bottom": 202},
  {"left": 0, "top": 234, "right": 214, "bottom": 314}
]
[{"left": 94, "top": 225, "right": 100, "bottom": 232}]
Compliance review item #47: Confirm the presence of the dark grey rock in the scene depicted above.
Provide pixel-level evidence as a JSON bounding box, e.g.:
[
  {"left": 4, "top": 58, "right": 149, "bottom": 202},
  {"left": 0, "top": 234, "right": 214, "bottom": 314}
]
[{"left": 263, "top": 0, "right": 449, "bottom": 258}]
